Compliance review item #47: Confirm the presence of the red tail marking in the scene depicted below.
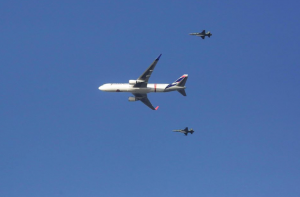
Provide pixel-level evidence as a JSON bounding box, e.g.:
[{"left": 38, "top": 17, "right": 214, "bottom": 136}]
[{"left": 155, "top": 106, "right": 159, "bottom": 110}]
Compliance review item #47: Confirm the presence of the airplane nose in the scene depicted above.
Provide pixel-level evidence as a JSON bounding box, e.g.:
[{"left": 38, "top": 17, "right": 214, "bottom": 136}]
[{"left": 98, "top": 85, "right": 104, "bottom": 91}]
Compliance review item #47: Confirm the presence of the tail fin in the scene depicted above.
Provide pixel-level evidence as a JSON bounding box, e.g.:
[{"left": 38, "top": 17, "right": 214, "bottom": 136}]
[
  {"left": 172, "top": 74, "right": 188, "bottom": 87},
  {"left": 176, "top": 74, "right": 188, "bottom": 87},
  {"left": 190, "top": 129, "right": 194, "bottom": 134},
  {"left": 177, "top": 74, "right": 188, "bottom": 96},
  {"left": 166, "top": 74, "right": 188, "bottom": 88},
  {"left": 207, "top": 31, "right": 212, "bottom": 38},
  {"left": 165, "top": 74, "right": 188, "bottom": 96}
]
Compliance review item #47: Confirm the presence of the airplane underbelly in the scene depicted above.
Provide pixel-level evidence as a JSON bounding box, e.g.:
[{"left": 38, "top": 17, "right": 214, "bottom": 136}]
[{"left": 130, "top": 88, "right": 151, "bottom": 94}]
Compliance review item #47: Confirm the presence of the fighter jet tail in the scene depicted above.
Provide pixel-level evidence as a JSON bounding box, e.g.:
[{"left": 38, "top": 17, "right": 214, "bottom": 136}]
[
  {"left": 207, "top": 31, "right": 212, "bottom": 38},
  {"left": 189, "top": 129, "right": 194, "bottom": 134}
]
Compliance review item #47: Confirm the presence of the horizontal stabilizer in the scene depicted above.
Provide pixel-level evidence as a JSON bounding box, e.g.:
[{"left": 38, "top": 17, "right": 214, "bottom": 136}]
[{"left": 178, "top": 89, "right": 186, "bottom": 96}]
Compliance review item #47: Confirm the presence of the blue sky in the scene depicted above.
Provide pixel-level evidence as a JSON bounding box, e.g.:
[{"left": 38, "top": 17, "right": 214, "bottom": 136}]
[{"left": 1, "top": 1, "right": 300, "bottom": 196}]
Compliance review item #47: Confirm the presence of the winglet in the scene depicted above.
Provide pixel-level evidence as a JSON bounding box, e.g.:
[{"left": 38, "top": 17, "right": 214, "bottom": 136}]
[
  {"left": 156, "top": 54, "right": 162, "bottom": 60},
  {"left": 155, "top": 106, "right": 159, "bottom": 110}
]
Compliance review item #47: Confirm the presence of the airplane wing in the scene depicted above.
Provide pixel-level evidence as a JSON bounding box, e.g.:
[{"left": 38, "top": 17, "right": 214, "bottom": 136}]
[
  {"left": 201, "top": 36, "right": 205, "bottom": 39},
  {"left": 201, "top": 30, "right": 205, "bottom": 34},
  {"left": 132, "top": 93, "right": 158, "bottom": 110},
  {"left": 134, "top": 54, "right": 162, "bottom": 88},
  {"left": 184, "top": 127, "right": 188, "bottom": 132}
]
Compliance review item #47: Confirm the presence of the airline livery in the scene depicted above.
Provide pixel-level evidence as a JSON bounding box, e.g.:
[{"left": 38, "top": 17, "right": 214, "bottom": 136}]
[{"left": 98, "top": 54, "right": 188, "bottom": 110}]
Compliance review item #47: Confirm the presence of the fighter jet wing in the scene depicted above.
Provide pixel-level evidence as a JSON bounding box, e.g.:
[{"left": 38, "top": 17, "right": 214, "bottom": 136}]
[
  {"left": 201, "top": 30, "right": 205, "bottom": 34},
  {"left": 134, "top": 54, "right": 162, "bottom": 88},
  {"left": 132, "top": 93, "right": 158, "bottom": 110},
  {"left": 201, "top": 36, "right": 205, "bottom": 39}
]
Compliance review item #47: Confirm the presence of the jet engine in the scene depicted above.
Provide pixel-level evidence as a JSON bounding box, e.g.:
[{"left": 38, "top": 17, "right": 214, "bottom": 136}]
[
  {"left": 128, "top": 96, "right": 139, "bottom": 102},
  {"left": 129, "top": 80, "right": 137, "bottom": 85},
  {"left": 129, "top": 80, "right": 144, "bottom": 85}
]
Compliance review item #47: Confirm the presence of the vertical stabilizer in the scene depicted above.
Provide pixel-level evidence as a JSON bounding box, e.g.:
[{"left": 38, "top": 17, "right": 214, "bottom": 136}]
[
  {"left": 207, "top": 31, "right": 211, "bottom": 38},
  {"left": 176, "top": 74, "right": 188, "bottom": 87},
  {"left": 166, "top": 74, "right": 188, "bottom": 88},
  {"left": 165, "top": 74, "right": 188, "bottom": 96}
]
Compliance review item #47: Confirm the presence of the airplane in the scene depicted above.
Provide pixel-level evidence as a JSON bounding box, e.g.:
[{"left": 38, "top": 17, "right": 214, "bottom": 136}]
[
  {"left": 173, "top": 127, "right": 194, "bottom": 136},
  {"left": 98, "top": 54, "right": 188, "bottom": 110},
  {"left": 189, "top": 30, "right": 212, "bottom": 39}
]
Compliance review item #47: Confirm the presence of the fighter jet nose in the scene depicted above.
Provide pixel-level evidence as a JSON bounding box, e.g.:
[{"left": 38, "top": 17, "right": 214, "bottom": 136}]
[{"left": 98, "top": 85, "right": 104, "bottom": 90}]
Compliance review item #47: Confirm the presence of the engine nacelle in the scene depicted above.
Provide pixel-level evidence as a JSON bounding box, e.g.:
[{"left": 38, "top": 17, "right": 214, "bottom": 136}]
[
  {"left": 129, "top": 79, "right": 144, "bottom": 85},
  {"left": 129, "top": 80, "right": 137, "bottom": 85},
  {"left": 128, "top": 96, "right": 138, "bottom": 102}
]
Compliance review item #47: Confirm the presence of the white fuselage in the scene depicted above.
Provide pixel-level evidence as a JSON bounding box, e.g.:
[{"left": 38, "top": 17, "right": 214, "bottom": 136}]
[
  {"left": 189, "top": 33, "right": 203, "bottom": 36},
  {"left": 99, "top": 83, "right": 183, "bottom": 93},
  {"left": 189, "top": 33, "right": 207, "bottom": 37}
]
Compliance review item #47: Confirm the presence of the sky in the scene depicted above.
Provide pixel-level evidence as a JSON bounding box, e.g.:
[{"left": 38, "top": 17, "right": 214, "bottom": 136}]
[{"left": 1, "top": 0, "right": 300, "bottom": 196}]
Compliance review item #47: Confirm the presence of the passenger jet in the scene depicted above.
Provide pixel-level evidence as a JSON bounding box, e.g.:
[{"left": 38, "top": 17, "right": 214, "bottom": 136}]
[{"left": 98, "top": 54, "right": 188, "bottom": 110}]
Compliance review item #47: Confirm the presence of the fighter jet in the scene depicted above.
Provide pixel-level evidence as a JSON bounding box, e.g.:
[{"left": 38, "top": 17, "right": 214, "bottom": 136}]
[
  {"left": 189, "top": 30, "right": 212, "bottom": 39},
  {"left": 173, "top": 127, "right": 194, "bottom": 136},
  {"left": 98, "top": 54, "right": 188, "bottom": 110}
]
